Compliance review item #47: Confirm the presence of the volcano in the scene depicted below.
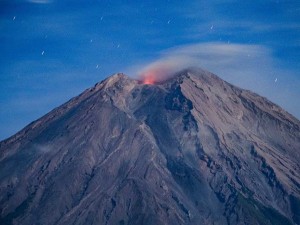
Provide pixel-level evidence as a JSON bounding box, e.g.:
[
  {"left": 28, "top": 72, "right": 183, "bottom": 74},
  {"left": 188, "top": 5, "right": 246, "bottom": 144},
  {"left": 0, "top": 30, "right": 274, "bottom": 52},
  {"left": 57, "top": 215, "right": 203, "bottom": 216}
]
[{"left": 1, "top": 68, "right": 300, "bottom": 225}]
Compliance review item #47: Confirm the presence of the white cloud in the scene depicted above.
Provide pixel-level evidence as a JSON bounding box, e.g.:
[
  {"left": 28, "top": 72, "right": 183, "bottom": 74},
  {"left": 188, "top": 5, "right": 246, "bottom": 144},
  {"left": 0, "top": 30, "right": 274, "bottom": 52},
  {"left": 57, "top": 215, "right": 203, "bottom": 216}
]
[
  {"left": 128, "top": 42, "right": 272, "bottom": 80},
  {"left": 27, "top": 0, "right": 52, "bottom": 4}
]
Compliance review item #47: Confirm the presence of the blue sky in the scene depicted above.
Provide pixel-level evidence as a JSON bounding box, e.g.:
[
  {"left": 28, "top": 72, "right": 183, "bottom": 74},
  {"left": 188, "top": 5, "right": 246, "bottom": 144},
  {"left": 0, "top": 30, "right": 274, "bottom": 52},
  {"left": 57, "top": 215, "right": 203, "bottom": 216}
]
[{"left": 0, "top": 0, "right": 300, "bottom": 140}]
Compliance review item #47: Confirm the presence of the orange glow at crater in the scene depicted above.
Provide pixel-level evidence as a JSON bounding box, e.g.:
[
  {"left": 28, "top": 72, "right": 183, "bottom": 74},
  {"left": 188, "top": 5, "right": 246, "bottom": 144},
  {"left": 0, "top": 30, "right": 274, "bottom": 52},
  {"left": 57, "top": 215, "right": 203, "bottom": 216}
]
[
  {"left": 142, "top": 72, "right": 156, "bottom": 85},
  {"left": 139, "top": 66, "right": 170, "bottom": 85}
]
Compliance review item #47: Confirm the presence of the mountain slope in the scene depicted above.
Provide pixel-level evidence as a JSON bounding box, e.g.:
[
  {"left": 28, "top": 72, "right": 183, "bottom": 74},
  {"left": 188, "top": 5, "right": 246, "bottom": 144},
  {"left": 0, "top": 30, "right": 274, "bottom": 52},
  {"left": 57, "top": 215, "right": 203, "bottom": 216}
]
[{"left": 0, "top": 68, "right": 300, "bottom": 225}]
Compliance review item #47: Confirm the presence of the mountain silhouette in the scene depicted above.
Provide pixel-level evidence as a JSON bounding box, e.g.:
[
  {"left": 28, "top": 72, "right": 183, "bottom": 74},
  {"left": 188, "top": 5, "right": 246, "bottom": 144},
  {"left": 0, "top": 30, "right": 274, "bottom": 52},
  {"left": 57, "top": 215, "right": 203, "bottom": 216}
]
[{"left": 1, "top": 68, "right": 300, "bottom": 225}]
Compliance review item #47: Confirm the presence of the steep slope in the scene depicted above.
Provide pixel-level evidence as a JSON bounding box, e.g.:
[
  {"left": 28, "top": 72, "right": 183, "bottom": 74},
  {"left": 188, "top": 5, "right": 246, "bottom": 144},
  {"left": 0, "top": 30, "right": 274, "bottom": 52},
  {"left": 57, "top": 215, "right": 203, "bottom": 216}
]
[{"left": 0, "top": 68, "right": 300, "bottom": 225}]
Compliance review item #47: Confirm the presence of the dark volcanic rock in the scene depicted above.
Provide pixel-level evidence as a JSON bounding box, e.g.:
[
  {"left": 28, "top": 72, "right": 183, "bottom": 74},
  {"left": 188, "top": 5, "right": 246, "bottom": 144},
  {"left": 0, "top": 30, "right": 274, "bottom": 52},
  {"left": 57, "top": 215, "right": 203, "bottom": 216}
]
[{"left": 0, "top": 68, "right": 300, "bottom": 225}]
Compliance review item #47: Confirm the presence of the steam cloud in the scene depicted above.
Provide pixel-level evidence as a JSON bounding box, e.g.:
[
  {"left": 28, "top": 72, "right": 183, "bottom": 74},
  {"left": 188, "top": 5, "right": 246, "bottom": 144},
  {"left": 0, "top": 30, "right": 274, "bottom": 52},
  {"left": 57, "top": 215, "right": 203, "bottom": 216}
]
[{"left": 138, "top": 56, "right": 197, "bottom": 83}]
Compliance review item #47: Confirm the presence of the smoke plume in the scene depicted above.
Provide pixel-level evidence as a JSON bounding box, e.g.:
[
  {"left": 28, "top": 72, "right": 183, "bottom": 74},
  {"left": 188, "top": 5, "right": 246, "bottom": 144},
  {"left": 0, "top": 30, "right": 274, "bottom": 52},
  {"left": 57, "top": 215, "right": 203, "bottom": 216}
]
[{"left": 138, "top": 56, "right": 196, "bottom": 84}]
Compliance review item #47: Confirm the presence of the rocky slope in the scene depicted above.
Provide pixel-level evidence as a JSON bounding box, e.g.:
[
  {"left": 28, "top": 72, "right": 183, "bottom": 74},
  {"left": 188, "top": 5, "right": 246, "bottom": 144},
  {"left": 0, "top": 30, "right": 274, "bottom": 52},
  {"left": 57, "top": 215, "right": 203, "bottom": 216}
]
[{"left": 0, "top": 68, "right": 300, "bottom": 225}]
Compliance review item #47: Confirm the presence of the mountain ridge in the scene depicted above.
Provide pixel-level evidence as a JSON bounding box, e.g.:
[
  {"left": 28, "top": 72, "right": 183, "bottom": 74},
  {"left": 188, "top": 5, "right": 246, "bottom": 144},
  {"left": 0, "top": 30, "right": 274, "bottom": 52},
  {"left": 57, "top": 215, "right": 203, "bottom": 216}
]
[{"left": 1, "top": 68, "right": 299, "bottom": 145}]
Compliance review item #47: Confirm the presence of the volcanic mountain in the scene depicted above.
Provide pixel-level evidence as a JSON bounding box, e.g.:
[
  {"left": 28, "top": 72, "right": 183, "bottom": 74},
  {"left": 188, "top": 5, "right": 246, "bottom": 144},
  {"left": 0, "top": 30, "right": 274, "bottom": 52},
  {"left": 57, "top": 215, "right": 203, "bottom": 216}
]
[{"left": 1, "top": 68, "right": 300, "bottom": 225}]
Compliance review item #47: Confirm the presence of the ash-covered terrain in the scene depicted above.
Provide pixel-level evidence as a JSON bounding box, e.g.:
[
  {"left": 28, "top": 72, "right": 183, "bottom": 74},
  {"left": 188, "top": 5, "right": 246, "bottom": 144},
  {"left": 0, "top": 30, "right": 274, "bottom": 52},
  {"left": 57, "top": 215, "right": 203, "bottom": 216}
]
[{"left": 1, "top": 68, "right": 300, "bottom": 225}]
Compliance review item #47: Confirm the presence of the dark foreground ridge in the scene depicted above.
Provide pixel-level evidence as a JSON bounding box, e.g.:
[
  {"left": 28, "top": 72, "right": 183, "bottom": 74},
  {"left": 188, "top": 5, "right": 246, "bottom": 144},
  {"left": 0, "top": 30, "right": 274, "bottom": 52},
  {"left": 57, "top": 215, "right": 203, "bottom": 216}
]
[{"left": 1, "top": 68, "right": 300, "bottom": 225}]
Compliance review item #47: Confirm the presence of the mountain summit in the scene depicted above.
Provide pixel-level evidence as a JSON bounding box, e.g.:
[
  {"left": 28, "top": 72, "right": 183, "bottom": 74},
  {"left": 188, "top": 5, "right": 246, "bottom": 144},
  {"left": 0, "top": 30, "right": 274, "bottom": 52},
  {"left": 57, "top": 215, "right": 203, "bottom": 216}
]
[{"left": 1, "top": 68, "right": 300, "bottom": 225}]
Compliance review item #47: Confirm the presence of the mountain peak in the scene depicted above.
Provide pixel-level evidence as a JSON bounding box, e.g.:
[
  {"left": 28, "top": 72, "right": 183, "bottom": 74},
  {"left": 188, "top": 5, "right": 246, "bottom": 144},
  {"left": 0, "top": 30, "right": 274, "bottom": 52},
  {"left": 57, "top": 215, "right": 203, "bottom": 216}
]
[
  {"left": 92, "top": 67, "right": 218, "bottom": 90},
  {"left": 98, "top": 72, "right": 133, "bottom": 88}
]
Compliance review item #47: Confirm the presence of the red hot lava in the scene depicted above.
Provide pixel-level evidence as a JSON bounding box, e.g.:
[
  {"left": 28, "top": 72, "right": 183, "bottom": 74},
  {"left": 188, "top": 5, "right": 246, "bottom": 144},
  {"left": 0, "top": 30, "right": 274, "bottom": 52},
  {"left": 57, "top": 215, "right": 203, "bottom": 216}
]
[
  {"left": 142, "top": 72, "right": 156, "bottom": 85},
  {"left": 140, "top": 67, "right": 168, "bottom": 85},
  {"left": 139, "top": 65, "right": 173, "bottom": 85}
]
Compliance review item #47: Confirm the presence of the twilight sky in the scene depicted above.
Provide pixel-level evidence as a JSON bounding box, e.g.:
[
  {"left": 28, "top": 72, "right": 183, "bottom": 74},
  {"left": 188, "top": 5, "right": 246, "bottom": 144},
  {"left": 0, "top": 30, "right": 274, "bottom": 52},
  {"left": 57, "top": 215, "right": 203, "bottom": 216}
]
[{"left": 0, "top": 0, "right": 300, "bottom": 140}]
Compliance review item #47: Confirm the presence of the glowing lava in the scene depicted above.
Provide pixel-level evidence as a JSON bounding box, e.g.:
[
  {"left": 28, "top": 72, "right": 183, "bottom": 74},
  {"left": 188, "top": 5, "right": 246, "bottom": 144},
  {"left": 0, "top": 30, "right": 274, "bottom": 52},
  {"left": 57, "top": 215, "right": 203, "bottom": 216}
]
[
  {"left": 142, "top": 72, "right": 156, "bottom": 85},
  {"left": 140, "top": 66, "right": 170, "bottom": 84}
]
